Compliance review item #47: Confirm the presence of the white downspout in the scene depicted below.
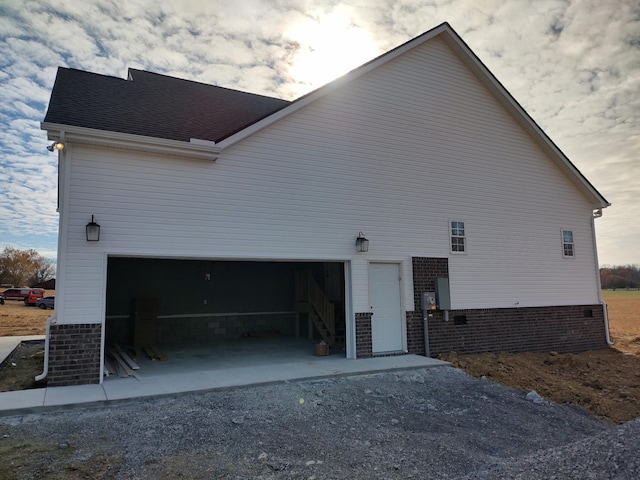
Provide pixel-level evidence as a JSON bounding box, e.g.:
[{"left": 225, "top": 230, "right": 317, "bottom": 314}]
[
  {"left": 36, "top": 132, "right": 66, "bottom": 382},
  {"left": 591, "top": 209, "right": 612, "bottom": 346},
  {"left": 35, "top": 313, "right": 56, "bottom": 381}
]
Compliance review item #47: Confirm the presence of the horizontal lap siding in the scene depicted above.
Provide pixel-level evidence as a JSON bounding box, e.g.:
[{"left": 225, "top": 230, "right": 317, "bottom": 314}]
[
  {"left": 60, "top": 37, "right": 599, "bottom": 325},
  {"left": 68, "top": 152, "right": 362, "bottom": 256},
  {"left": 237, "top": 38, "right": 599, "bottom": 309}
]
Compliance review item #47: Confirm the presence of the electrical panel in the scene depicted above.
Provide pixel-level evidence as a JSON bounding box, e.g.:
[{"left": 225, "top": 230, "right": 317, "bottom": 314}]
[{"left": 434, "top": 277, "right": 451, "bottom": 310}]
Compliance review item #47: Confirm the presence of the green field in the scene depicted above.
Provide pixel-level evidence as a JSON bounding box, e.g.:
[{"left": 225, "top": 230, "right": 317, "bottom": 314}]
[{"left": 602, "top": 289, "right": 640, "bottom": 300}]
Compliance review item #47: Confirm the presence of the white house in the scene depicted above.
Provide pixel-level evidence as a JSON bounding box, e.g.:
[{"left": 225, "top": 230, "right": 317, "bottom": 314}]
[{"left": 41, "top": 23, "right": 610, "bottom": 386}]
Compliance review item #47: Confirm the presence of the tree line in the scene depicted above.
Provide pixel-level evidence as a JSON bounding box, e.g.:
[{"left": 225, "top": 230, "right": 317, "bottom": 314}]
[
  {"left": 600, "top": 265, "right": 640, "bottom": 289},
  {"left": 0, "top": 247, "right": 55, "bottom": 288}
]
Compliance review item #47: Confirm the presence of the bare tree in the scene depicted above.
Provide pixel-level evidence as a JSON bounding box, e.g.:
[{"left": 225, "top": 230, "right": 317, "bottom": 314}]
[
  {"left": 0, "top": 247, "right": 55, "bottom": 287},
  {"left": 600, "top": 264, "right": 640, "bottom": 289}
]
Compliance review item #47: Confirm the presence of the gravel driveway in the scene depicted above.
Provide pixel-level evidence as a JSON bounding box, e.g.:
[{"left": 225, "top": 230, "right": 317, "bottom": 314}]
[{"left": 1, "top": 366, "right": 638, "bottom": 479}]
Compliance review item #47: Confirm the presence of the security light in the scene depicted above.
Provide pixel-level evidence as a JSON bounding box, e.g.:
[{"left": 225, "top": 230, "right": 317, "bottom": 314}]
[{"left": 47, "top": 141, "right": 65, "bottom": 152}]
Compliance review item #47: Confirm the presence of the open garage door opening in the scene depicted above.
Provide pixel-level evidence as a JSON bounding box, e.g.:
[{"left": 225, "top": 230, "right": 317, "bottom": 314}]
[{"left": 105, "top": 258, "right": 347, "bottom": 379}]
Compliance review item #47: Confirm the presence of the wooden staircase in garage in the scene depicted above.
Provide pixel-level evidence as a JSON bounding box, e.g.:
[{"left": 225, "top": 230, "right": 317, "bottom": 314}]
[{"left": 295, "top": 270, "right": 343, "bottom": 349}]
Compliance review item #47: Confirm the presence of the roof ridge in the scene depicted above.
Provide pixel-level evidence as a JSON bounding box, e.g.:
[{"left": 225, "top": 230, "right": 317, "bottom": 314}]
[
  {"left": 60, "top": 66, "right": 127, "bottom": 82},
  {"left": 126, "top": 68, "right": 288, "bottom": 102}
]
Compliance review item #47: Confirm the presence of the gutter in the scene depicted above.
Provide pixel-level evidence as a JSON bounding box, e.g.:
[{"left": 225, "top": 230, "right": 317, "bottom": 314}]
[
  {"left": 41, "top": 123, "right": 221, "bottom": 161},
  {"left": 35, "top": 313, "right": 56, "bottom": 382},
  {"left": 591, "top": 210, "right": 612, "bottom": 346}
]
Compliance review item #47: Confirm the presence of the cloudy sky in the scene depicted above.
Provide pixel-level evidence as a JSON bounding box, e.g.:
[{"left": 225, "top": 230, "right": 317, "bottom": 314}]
[{"left": 1, "top": 0, "right": 638, "bottom": 266}]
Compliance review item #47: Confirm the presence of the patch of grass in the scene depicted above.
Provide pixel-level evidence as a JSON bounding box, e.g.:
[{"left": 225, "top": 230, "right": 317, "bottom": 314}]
[
  {"left": 602, "top": 289, "right": 640, "bottom": 299},
  {"left": 0, "top": 442, "right": 60, "bottom": 480}
]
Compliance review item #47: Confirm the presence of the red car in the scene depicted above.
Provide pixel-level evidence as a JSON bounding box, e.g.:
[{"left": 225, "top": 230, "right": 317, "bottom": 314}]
[
  {"left": 1, "top": 288, "right": 45, "bottom": 305},
  {"left": 1, "top": 288, "right": 31, "bottom": 300}
]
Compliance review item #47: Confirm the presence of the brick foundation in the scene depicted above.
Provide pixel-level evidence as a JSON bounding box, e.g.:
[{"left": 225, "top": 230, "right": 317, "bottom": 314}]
[
  {"left": 47, "top": 323, "right": 102, "bottom": 387},
  {"left": 409, "top": 256, "right": 609, "bottom": 357},
  {"left": 355, "top": 312, "right": 373, "bottom": 358},
  {"left": 425, "top": 304, "right": 607, "bottom": 356}
]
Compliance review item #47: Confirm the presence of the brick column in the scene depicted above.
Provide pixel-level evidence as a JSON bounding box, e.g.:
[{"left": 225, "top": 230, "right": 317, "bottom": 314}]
[
  {"left": 48, "top": 323, "right": 102, "bottom": 386},
  {"left": 406, "top": 311, "right": 426, "bottom": 356},
  {"left": 355, "top": 312, "right": 372, "bottom": 358},
  {"left": 408, "top": 257, "right": 449, "bottom": 357}
]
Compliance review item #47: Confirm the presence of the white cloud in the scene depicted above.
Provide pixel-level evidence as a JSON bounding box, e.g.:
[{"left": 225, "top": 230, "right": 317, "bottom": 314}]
[{"left": 0, "top": 0, "right": 638, "bottom": 264}]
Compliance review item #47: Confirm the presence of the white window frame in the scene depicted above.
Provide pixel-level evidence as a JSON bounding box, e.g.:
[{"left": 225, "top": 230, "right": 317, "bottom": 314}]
[
  {"left": 449, "top": 220, "right": 467, "bottom": 254},
  {"left": 562, "top": 229, "right": 575, "bottom": 258}
]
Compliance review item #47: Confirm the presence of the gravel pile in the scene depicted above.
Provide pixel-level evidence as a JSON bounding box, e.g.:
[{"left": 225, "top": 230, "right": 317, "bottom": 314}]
[{"left": 1, "top": 366, "right": 638, "bottom": 479}]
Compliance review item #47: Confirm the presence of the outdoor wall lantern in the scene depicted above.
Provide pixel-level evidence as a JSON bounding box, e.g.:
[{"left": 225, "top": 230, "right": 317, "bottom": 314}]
[
  {"left": 86, "top": 215, "right": 100, "bottom": 242},
  {"left": 355, "top": 232, "right": 369, "bottom": 252},
  {"left": 46, "top": 141, "right": 65, "bottom": 152}
]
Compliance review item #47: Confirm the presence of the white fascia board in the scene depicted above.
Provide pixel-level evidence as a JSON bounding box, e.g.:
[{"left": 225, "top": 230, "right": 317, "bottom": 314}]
[
  {"left": 439, "top": 32, "right": 611, "bottom": 209},
  {"left": 41, "top": 122, "right": 221, "bottom": 161}
]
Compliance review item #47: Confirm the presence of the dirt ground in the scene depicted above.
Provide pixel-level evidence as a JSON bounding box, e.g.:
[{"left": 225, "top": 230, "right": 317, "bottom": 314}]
[
  {"left": 440, "top": 290, "right": 640, "bottom": 424},
  {"left": 1, "top": 290, "right": 639, "bottom": 424},
  {"left": 0, "top": 290, "right": 55, "bottom": 337}
]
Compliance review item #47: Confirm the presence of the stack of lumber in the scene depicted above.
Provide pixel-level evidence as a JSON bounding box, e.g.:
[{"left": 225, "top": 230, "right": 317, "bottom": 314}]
[
  {"left": 104, "top": 344, "right": 141, "bottom": 380},
  {"left": 142, "top": 346, "right": 166, "bottom": 361}
]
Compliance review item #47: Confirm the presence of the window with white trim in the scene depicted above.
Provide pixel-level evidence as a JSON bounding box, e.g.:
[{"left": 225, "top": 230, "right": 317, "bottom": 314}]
[
  {"left": 562, "top": 229, "right": 575, "bottom": 258},
  {"left": 450, "top": 221, "right": 466, "bottom": 253}
]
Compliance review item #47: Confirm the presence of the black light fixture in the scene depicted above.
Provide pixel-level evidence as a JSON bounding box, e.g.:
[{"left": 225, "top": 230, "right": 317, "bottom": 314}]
[
  {"left": 46, "top": 141, "right": 65, "bottom": 152},
  {"left": 86, "top": 215, "right": 100, "bottom": 242},
  {"left": 355, "top": 232, "right": 369, "bottom": 252}
]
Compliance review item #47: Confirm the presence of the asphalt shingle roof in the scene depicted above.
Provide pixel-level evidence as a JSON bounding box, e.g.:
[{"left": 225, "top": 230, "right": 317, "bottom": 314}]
[{"left": 43, "top": 68, "right": 291, "bottom": 143}]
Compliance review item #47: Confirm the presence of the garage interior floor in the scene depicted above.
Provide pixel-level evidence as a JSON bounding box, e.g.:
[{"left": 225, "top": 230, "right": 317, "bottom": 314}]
[{"left": 105, "top": 337, "right": 341, "bottom": 378}]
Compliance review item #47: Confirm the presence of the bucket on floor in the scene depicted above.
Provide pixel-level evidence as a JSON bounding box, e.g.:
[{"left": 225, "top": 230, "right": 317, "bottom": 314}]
[{"left": 313, "top": 343, "right": 329, "bottom": 357}]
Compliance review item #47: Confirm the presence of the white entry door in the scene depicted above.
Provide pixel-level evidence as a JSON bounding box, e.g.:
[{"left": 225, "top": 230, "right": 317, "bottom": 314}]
[{"left": 369, "top": 263, "right": 404, "bottom": 353}]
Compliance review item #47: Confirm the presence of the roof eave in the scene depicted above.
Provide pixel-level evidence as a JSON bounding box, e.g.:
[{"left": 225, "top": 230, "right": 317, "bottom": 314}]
[
  {"left": 437, "top": 29, "right": 610, "bottom": 209},
  {"left": 41, "top": 122, "right": 221, "bottom": 161}
]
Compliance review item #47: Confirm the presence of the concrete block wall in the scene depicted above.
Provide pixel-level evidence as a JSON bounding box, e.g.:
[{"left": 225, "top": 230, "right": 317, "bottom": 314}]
[
  {"left": 155, "top": 314, "right": 299, "bottom": 344},
  {"left": 106, "top": 313, "right": 299, "bottom": 346}
]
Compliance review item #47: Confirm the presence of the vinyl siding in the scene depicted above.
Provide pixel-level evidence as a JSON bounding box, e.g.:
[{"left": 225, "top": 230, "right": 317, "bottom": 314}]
[{"left": 56, "top": 37, "right": 601, "bottom": 325}]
